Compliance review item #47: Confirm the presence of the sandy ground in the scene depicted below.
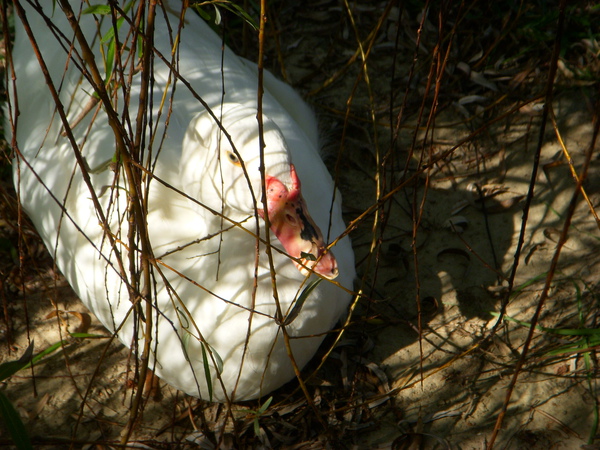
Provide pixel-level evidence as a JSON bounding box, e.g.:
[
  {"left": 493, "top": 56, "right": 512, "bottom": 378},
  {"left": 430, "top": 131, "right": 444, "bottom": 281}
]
[{"left": 1, "top": 2, "right": 599, "bottom": 448}]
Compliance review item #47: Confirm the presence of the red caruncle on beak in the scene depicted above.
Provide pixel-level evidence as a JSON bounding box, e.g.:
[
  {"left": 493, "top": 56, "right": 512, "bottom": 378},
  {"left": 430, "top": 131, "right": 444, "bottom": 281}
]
[{"left": 258, "top": 165, "right": 339, "bottom": 279}]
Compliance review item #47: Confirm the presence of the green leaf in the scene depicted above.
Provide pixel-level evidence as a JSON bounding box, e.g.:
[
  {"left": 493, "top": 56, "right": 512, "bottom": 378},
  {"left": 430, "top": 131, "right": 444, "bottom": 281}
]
[
  {"left": 284, "top": 278, "right": 322, "bottom": 325},
  {"left": 21, "top": 340, "right": 71, "bottom": 371},
  {"left": 213, "top": 5, "right": 222, "bottom": 25},
  {"left": 509, "top": 272, "right": 548, "bottom": 299},
  {"left": 176, "top": 306, "right": 190, "bottom": 329},
  {"left": 257, "top": 396, "right": 273, "bottom": 414},
  {"left": 180, "top": 332, "right": 191, "bottom": 362},
  {"left": 101, "top": 25, "right": 116, "bottom": 44},
  {"left": 490, "top": 312, "right": 600, "bottom": 336},
  {"left": 546, "top": 341, "right": 598, "bottom": 356},
  {"left": 218, "top": 2, "right": 258, "bottom": 30},
  {"left": 300, "top": 251, "right": 317, "bottom": 261},
  {"left": 200, "top": 343, "right": 213, "bottom": 402},
  {"left": 26, "top": 341, "right": 64, "bottom": 369},
  {"left": 82, "top": 4, "right": 112, "bottom": 15},
  {"left": 104, "top": 37, "right": 116, "bottom": 80},
  {"left": 252, "top": 397, "right": 273, "bottom": 436},
  {"left": 192, "top": 1, "right": 258, "bottom": 31},
  {"left": 198, "top": 340, "right": 225, "bottom": 402},
  {"left": 69, "top": 332, "right": 108, "bottom": 339},
  {"left": 101, "top": 16, "right": 126, "bottom": 44},
  {"left": 0, "top": 342, "right": 34, "bottom": 382},
  {"left": 0, "top": 391, "right": 33, "bottom": 450},
  {"left": 253, "top": 415, "right": 260, "bottom": 437},
  {"left": 193, "top": 6, "right": 212, "bottom": 21}
]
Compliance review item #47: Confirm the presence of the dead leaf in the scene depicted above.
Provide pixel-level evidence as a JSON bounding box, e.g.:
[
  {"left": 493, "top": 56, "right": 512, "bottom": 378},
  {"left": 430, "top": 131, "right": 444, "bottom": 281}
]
[
  {"left": 544, "top": 228, "right": 564, "bottom": 244},
  {"left": 481, "top": 194, "right": 524, "bottom": 213},
  {"left": 444, "top": 216, "right": 468, "bottom": 233},
  {"left": 28, "top": 393, "right": 50, "bottom": 421},
  {"left": 451, "top": 199, "right": 470, "bottom": 215},
  {"left": 45, "top": 310, "right": 92, "bottom": 334},
  {"left": 555, "top": 364, "right": 569, "bottom": 376},
  {"left": 456, "top": 61, "right": 498, "bottom": 91},
  {"left": 457, "top": 95, "right": 488, "bottom": 105}
]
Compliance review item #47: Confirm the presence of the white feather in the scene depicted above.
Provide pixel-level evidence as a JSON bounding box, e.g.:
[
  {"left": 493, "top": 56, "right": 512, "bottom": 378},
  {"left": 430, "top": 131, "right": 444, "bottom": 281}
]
[{"left": 8, "top": 1, "right": 354, "bottom": 402}]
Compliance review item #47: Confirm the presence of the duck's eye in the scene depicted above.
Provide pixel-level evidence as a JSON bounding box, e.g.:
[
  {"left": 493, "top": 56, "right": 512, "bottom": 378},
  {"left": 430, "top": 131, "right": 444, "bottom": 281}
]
[{"left": 226, "top": 151, "right": 241, "bottom": 166}]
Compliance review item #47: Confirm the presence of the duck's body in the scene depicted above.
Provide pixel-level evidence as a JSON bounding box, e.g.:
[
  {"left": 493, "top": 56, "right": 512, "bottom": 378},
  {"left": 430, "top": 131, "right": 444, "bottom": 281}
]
[{"left": 9, "top": 1, "right": 354, "bottom": 401}]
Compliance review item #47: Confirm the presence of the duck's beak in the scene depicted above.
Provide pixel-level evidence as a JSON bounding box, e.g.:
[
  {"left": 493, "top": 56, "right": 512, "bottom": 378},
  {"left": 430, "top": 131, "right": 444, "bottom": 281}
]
[{"left": 259, "top": 165, "right": 339, "bottom": 279}]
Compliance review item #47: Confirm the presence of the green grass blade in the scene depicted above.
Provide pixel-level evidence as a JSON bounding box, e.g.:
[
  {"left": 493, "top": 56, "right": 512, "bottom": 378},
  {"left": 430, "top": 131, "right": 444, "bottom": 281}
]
[
  {"left": 490, "top": 312, "right": 600, "bottom": 336},
  {"left": 0, "top": 342, "right": 34, "bottom": 382},
  {"left": 284, "top": 278, "right": 322, "bottom": 325},
  {"left": 509, "top": 272, "right": 548, "bottom": 299},
  {"left": 82, "top": 4, "right": 112, "bottom": 15},
  {"left": 0, "top": 391, "right": 33, "bottom": 450},
  {"left": 257, "top": 396, "right": 273, "bottom": 414},
  {"left": 201, "top": 343, "right": 213, "bottom": 402},
  {"left": 69, "top": 332, "right": 108, "bottom": 339}
]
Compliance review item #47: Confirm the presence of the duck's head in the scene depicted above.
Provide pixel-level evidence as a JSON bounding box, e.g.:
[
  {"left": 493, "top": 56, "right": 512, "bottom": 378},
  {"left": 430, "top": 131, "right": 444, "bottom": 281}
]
[{"left": 182, "top": 105, "right": 338, "bottom": 280}]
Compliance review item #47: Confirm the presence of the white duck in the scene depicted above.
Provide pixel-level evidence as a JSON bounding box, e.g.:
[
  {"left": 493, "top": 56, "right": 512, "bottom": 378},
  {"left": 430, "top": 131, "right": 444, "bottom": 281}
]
[{"left": 8, "top": 1, "right": 354, "bottom": 402}]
